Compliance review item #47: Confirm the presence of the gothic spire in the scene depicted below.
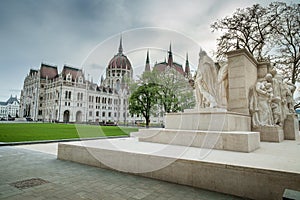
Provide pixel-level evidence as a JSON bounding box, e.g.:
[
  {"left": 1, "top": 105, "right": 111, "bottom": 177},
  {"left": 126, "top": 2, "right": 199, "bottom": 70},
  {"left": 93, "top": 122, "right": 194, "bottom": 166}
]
[
  {"left": 167, "top": 42, "right": 173, "bottom": 67},
  {"left": 185, "top": 52, "right": 190, "bottom": 78},
  {"left": 118, "top": 35, "right": 123, "bottom": 54},
  {"left": 145, "top": 49, "right": 151, "bottom": 72}
]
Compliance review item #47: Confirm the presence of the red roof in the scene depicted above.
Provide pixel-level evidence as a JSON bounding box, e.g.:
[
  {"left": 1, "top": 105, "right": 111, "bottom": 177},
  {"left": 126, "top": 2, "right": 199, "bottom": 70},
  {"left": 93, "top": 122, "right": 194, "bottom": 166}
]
[
  {"left": 40, "top": 64, "right": 58, "bottom": 79},
  {"left": 108, "top": 54, "right": 132, "bottom": 70},
  {"left": 61, "top": 65, "right": 84, "bottom": 81},
  {"left": 153, "top": 62, "right": 185, "bottom": 75}
]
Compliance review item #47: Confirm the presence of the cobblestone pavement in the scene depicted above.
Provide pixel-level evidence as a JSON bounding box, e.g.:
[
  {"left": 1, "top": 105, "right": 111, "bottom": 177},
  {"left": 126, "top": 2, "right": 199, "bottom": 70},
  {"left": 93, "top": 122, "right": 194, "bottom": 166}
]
[{"left": 0, "top": 146, "right": 242, "bottom": 200}]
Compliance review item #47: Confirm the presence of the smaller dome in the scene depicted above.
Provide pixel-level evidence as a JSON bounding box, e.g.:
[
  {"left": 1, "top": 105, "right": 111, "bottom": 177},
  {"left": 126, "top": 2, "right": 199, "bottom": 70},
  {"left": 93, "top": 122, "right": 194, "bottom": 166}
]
[{"left": 108, "top": 54, "right": 132, "bottom": 70}]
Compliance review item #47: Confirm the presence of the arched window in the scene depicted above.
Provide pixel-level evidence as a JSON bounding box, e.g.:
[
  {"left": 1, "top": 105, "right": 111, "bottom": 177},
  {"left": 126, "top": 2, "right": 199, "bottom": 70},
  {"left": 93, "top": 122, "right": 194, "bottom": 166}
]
[{"left": 116, "top": 79, "right": 120, "bottom": 91}]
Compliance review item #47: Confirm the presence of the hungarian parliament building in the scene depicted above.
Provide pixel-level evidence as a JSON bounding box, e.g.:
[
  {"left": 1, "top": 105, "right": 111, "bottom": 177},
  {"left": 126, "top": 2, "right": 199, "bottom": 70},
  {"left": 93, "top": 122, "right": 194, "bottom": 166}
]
[{"left": 19, "top": 38, "right": 192, "bottom": 124}]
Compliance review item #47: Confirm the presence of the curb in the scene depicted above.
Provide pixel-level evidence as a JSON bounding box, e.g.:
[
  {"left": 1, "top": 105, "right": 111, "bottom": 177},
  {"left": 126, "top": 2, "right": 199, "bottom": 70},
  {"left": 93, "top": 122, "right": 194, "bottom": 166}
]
[{"left": 0, "top": 135, "right": 129, "bottom": 146}]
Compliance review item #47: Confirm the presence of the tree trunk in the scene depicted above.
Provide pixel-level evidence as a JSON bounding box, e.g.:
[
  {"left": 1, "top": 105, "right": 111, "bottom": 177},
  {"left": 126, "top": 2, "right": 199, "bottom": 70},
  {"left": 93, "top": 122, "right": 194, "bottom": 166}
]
[{"left": 145, "top": 117, "right": 150, "bottom": 128}]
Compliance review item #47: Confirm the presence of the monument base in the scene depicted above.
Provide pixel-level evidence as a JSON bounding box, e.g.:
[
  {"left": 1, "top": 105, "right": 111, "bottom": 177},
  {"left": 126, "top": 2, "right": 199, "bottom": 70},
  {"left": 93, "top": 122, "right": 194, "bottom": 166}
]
[
  {"left": 253, "top": 126, "right": 284, "bottom": 142},
  {"left": 284, "top": 114, "right": 299, "bottom": 140},
  {"left": 165, "top": 109, "right": 251, "bottom": 131},
  {"left": 132, "top": 129, "right": 260, "bottom": 153},
  {"left": 57, "top": 138, "right": 300, "bottom": 200}
]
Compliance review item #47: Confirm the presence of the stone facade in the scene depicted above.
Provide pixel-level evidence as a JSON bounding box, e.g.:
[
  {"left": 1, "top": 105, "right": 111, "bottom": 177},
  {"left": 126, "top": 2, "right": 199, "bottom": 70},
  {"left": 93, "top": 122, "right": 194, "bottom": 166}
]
[{"left": 19, "top": 39, "right": 141, "bottom": 124}]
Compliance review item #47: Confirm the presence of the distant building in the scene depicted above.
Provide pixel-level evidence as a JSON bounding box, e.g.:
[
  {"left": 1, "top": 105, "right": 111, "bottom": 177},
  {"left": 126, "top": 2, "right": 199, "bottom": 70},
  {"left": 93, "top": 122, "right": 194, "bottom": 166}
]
[
  {"left": 0, "top": 95, "right": 19, "bottom": 119},
  {"left": 19, "top": 38, "right": 138, "bottom": 124},
  {"left": 19, "top": 39, "right": 193, "bottom": 125}
]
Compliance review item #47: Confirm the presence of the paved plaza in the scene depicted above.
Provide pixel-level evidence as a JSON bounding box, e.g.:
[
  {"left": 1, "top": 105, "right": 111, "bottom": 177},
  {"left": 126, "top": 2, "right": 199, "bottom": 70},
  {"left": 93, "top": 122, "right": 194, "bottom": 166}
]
[{"left": 0, "top": 143, "right": 242, "bottom": 200}]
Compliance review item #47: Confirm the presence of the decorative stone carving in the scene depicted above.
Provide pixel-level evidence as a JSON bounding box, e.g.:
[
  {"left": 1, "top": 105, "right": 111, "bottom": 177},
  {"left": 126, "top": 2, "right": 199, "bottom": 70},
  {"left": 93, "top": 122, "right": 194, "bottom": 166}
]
[
  {"left": 195, "top": 50, "right": 228, "bottom": 109},
  {"left": 217, "top": 63, "right": 228, "bottom": 108},
  {"left": 195, "top": 50, "right": 218, "bottom": 108},
  {"left": 249, "top": 75, "right": 274, "bottom": 128},
  {"left": 249, "top": 68, "right": 298, "bottom": 142}
]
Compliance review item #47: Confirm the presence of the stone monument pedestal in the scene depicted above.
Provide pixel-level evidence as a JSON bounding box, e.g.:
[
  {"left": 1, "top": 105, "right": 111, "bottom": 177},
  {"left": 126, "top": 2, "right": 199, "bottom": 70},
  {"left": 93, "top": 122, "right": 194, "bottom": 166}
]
[
  {"left": 253, "top": 126, "right": 284, "bottom": 142},
  {"left": 166, "top": 109, "right": 251, "bottom": 131},
  {"left": 133, "top": 129, "right": 260, "bottom": 153},
  {"left": 284, "top": 114, "right": 299, "bottom": 140},
  {"left": 132, "top": 108, "right": 260, "bottom": 153}
]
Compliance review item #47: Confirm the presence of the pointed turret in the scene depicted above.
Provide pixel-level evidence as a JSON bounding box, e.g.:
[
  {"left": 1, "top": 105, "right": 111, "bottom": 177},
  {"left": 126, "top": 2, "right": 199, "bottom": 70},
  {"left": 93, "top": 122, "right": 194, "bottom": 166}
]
[
  {"left": 167, "top": 42, "right": 173, "bottom": 67},
  {"left": 118, "top": 35, "right": 123, "bottom": 55},
  {"left": 145, "top": 49, "right": 151, "bottom": 72},
  {"left": 100, "top": 75, "right": 104, "bottom": 84},
  {"left": 185, "top": 52, "right": 191, "bottom": 78}
]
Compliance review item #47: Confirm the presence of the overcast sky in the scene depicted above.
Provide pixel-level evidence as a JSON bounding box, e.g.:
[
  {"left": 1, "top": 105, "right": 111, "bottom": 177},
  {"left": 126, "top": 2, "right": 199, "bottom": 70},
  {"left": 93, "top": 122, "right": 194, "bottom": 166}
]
[{"left": 0, "top": 0, "right": 294, "bottom": 101}]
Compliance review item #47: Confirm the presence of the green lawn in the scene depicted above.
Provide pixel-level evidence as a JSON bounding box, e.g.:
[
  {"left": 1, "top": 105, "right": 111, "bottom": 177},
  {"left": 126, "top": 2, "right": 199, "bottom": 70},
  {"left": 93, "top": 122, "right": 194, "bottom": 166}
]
[{"left": 0, "top": 123, "right": 138, "bottom": 142}]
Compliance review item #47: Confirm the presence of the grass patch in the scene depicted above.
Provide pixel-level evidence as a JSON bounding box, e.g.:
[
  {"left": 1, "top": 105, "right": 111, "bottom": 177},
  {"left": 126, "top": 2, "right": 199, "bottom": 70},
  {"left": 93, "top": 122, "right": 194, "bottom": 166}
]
[{"left": 0, "top": 123, "right": 138, "bottom": 142}]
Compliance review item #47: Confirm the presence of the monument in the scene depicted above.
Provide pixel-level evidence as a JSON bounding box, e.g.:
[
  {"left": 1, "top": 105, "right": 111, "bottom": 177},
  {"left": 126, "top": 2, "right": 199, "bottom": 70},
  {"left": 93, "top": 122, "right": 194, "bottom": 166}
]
[{"left": 58, "top": 48, "right": 300, "bottom": 200}]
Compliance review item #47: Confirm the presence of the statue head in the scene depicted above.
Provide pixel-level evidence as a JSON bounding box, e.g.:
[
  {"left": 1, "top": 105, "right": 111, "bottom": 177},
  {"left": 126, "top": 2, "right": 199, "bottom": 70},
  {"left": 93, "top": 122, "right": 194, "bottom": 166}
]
[
  {"left": 265, "top": 73, "right": 273, "bottom": 82},
  {"left": 199, "top": 49, "right": 207, "bottom": 58},
  {"left": 270, "top": 68, "right": 277, "bottom": 77}
]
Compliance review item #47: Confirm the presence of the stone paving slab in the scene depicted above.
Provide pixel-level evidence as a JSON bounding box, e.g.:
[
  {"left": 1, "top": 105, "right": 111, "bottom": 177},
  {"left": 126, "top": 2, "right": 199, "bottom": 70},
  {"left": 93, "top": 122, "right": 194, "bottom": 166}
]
[{"left": 0, "top": 146, "right": 242, "bottom": 200}]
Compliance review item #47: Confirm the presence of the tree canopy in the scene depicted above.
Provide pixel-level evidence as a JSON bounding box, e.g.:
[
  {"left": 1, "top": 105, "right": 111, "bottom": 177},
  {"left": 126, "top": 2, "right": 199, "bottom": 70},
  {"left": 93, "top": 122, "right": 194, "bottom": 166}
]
[
  {"left": 129, "top": 82, "right": 160, "bottom": 128},
  {"left": 128, "top": 69, "right": 195, "bottom": 127},
  {"left": 211, "top": 2, "right": 300, "bottom": 84}
]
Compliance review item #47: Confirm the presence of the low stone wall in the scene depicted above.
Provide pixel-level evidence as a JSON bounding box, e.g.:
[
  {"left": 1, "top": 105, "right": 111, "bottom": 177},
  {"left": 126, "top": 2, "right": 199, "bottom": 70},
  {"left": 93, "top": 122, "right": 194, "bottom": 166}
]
[{"left": 57, "top": 142, "right": 300, "bottom": 200}]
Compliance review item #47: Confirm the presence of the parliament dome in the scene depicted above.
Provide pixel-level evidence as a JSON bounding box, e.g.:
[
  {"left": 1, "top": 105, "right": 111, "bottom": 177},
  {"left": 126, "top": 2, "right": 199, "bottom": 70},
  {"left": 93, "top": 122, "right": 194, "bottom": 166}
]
[
  {"left": 104, "top": 36, "right": 133, "bottom": 90},
  {"left": 107, "top": 37, "right": 132, "bottom": 70}
]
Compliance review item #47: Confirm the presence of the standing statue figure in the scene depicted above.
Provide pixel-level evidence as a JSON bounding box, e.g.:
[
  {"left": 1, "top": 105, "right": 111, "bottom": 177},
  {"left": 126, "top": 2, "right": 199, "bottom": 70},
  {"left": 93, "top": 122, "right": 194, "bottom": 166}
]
[
  {"left": 217, "top": 63, "right": 228, "bottom": 108},
  {"left": 249, "top": 74, "right": 274, "bottom": 127},
  {"left": 194, "top": 49, "right": 218, "bottom": 108},
  {"left": 269, "top": 69, "right": 284, "bottom": 126},
  {"left": 285, "top": 82, "right": 296, "bottom": 113}
]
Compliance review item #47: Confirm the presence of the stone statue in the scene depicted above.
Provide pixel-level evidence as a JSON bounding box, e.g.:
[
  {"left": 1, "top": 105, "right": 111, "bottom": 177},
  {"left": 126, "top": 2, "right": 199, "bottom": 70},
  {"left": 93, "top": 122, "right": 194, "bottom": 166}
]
[
  {"left": 217, "top": 63, "right": 228, "bottom": 108},
  {"left": 194, "top": 71, "right": 217, "bottom": 108},
  {"left": 285, "top": 82, "right": 296, "bottom": 113},
  {"left": 194, "top": 49, "right": 218, "bottom": 108},
  {"left": 269, "top": 69, "right": 284, "bottom": 125},
  {"left": 249, "top": 74, "right": 274, "bottom": 127}
]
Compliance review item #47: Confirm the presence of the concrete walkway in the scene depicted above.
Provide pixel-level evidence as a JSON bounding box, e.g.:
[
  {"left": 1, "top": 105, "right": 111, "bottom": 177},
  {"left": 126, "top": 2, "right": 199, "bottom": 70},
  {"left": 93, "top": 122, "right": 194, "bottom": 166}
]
[{"left": 0, "top": 144, "right": 242, "bottom": 200}]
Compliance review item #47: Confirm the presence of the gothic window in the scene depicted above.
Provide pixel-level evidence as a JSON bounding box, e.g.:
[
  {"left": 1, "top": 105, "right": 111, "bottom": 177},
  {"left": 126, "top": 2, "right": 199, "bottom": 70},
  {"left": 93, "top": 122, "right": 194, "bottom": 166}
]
[
  {"left": 68, "top": 91, "right": 71, "bottom": 99},
  {"left": 116, "top": 79, "right": 120, "bottom": 91},
  {"left": 78, "top": 76, "right": 83, "bottom": 84},
  {"left": 66, "top": 73, "right": 72, "bottom": 82}
]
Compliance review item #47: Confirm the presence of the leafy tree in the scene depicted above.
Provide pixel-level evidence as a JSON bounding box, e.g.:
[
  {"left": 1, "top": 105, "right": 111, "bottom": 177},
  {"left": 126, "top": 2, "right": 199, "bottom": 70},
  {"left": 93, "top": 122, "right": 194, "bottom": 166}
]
[
  {"left": 154, "top": 67, "right": 195, "bottom": 113},
  {"left": 129, "top": 82, "right": 160, "bottom": 128},
  {"left": 129, "top": 69, "right": 195, "bottom": 127}
]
